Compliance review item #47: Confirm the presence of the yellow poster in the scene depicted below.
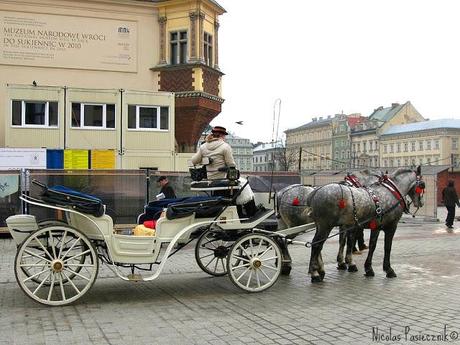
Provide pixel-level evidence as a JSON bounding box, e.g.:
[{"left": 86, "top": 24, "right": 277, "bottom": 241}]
[
  {"left": 64, "top": 150, "right": 89, "bottom": 169},
  {"left": 91, "top": 150, "right": 115, "bottom": 169}
]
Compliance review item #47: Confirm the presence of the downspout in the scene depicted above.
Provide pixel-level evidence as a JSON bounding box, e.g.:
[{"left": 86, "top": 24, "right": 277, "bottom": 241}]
[
  {"left": 119, "top": 89, "right": 124, "bottom": 169},
  {"left": 63, "top": 86, "right": 67, "bottom": 149}
]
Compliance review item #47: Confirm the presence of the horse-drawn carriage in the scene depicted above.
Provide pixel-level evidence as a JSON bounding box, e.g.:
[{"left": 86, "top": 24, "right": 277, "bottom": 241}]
[
  {"left": 6, "top": 164, "right": 426, "bottom": 306},
  {"left": 6, "top": 169, "right": 313, "bottom": 306}
]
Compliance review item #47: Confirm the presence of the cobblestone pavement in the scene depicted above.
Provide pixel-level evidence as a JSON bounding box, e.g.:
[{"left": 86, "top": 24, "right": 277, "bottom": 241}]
[{"left": 1, "top": 209, "right": 460, "bottom": 345}]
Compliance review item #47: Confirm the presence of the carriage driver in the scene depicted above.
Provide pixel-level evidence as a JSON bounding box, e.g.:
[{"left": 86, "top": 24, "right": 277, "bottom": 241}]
[{"left": 191, "top": 126, "right": 236, "bottom": 179}]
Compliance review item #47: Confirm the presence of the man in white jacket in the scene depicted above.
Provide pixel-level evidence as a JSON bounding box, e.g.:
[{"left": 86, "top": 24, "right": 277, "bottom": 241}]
[{"left": 191, "top": 126, "right": 236, "bottom": 179}]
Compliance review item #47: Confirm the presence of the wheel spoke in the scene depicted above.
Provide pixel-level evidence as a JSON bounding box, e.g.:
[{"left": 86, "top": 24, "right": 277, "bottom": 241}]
[
  {"left": 63, "top": 249, "right": 91, "bottom": 263},
  {"left": 199, "top": 252, "right": 215, "bottom": 259},
  {"left": 237, "top": 245, "right": 252, "bottom": 259},
  {"left": 230, "top": 263, "right": 250, "bottom": 270},
  {"left": 255, "top": 269, "right": 261, "bottom": 288},
  {"left": 246, "top": 270, "right": 253, "bottom": 288},
  {"left": 49, "top": 231, "right": 57, "bottom": 259},
  {"left": 58, "top": 231, "right": 68, "bottom": 259},
  {"left": 249, "top": 239, "right": 254, "bottom": 257},
  {"left": 236, "top": 267, "right": 250, "bottom": 282},
  {"left": 61, "top": 237, "right": 81, "bottom": 261},
  {"left": 213, "top": 256, "right": 219, "bottom": 272},
  {"left": 20, "top": 263, "right": 48, "bottom": 268},
  {"left": 58, "top": 273, "right": 66, "bottom": 301},
  {"left": 62, "top": 270, "right": 81, "bottom": 294},
  {"left": 24, "top": 250, "right": 51, "bottom": 263},
  {"left": 204, "top": 256, "right": 216, "bottom": 268},
  {"left": 258, "top": 267, "right": 272, "bottom": 280},
  {"left": 32, "top": 272, "right": 51, "bottom": 295},
  {"left": 23, "top": 268, "right": 50, "bottom": 282},
  {"left": 47, "top": 273, "right": 56, "bottom": 301},
  {"left": 34, "top": 238, "right": 54, "bottom": 260},
  {"left": 260, "top": 264, "right": 278, "bottom": 271},
  {"left": 259, "top": 245, "right": 274, "bottom": 259},
  {"left": 63, "top": 267, "right": 91, "bottom": 281},
  {"left": 65, "top": 263, "right": 94, "bottom": 268},
  {"left": 260, "top": 256, "right": 278, "bottom": 262},
  {"left": 232, "top": 255, "right": 250, "bottom": 263},
  {"left": 220, "top": 258, "right": 226, "bottom": 272}
]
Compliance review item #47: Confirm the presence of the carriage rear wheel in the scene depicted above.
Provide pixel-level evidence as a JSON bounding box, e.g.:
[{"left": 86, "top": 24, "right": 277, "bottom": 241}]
[
  {"left": 15, "top": 225, "right": 99, "bottom": 306},
  {"left": 195, "top": 229, "right": 235, "bottom": 276},
  {"left": 227, "top": 233, "right": 282, "bottom": 292}
]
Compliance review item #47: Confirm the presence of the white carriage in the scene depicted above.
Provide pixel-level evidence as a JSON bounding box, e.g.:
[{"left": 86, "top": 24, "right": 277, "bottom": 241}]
[{"left": 6, "top": 174, "right": 313, "bottom": 306}]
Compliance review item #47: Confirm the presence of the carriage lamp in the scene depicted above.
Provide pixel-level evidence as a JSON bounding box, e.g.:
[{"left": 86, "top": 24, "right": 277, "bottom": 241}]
[{"left": 226, "top": 167, "right": 240, "bottom": 181}]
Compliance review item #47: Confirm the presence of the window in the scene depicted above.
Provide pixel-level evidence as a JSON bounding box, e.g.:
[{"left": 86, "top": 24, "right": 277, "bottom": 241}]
[
  {"left": 396, "top": 143, "right": 401, "bottom": 153},
  {"left": 426, "top": 140, "right": 431, "bottom": 150},
  {"left": 411, "top": 141, "right": 416, "bottom": 152},
  {"left": 128, "top": 105, "right": 169, "bottom": 130},
  {"left": 11, "top": 100, "right": 58, "bottom": 127},
  {"left": 418, "top": 141, "right": 423, "bottom": 151},
  {"left": 389, "top": 144, "right": 393, "bottom": 153},
  {"left": 435, "top": 140, "right": 440, "bottom": 150},
  {"left": 404, "top": 142, "right": 408, "bottom": 152},
  {"left": 453, "top": 138, "right": 458, "bottom": 150},
  {"left": 363, "top": 141, "right": 367, "bottom": 153},
  {"left": 71, "top": 103, "right": 115, "bottom": 129},
  {"left": 204, "top": 32, "right": 213, "bottom": 66},
  {"left": 170, "top": 31, "right": 187, "bottom": 65},
  {"left": 383, "top": 144, "right": 387, "bottom": 154}
]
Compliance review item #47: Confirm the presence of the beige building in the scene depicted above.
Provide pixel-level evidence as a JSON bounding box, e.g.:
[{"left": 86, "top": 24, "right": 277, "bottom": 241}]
[
  {"left": 285, "top": 116, "right": 333, "bottom": 171},
  {"left": 0, "top": 0, "right": 225, "bottom": 170},
  {"left": 380, "top": 119, "right": 460, "bottom": 169},
  {"left": 350, "top": 101, "right": 424, "bottom": 169}
]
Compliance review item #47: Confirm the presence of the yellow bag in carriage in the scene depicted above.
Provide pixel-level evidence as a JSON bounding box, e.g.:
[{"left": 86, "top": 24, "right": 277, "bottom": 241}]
[{"left": 133, "top": 224, "right": 156, "bottom": 236}]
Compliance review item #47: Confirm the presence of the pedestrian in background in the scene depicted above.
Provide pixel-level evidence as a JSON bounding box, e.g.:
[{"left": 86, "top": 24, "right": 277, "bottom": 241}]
[
  {"left": 442, "top": 180, "right": 460, "bottom": 229},
  {"left": 157, "top": 176, "right": 176, "bottom": 199}
]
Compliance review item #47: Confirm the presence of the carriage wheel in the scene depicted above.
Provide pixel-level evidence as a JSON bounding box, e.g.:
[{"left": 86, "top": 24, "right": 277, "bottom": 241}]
[
  {"left": 22, "top": 222, "right": 85, "bottom": 286},
  {"left": 227, "top": 233, "right": 282, "bottom": 292},
  {"left": 195, "top": 229, "right": 234, "bottom": 276},
  {"left": 15, "top": 225, "right": 99, "bottom": 306}
]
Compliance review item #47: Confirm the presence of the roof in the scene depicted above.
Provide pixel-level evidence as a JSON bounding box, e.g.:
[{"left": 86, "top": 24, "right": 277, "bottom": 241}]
[
  {"left": 253, "top": 142, "right": 284, "bottom": 152},
  {"left": 369, "top": 102, "right": 405, "bottom": 122},
  {"left": 382, "top": 119, "right": 460, "bottom": 136},
  {"left": 285, "top": 117, "right": 333, "bottom": 133}
]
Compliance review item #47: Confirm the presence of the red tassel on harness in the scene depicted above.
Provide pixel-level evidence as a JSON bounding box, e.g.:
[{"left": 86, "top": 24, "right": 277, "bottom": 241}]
[
  {"left": 415, "top": 186, "right": 423, "bottom": 194},
  {"left": 292, "top": 197, "right": 300, "bottom": 206},
  {"left": 369, "top": 219, "right": 378, "bottom": 231},
  {"left": 338, "top": 199, "right": 346, "bottom": 209}
]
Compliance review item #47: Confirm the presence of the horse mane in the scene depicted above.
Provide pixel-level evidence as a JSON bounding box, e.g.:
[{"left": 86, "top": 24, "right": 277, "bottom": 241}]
[{"left": 391, "top": 167, "right": 414, "bottom": 178}]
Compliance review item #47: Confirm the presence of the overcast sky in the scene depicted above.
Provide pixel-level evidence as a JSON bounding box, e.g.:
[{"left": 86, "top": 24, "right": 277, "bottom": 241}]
[{"left": 213, "top": 0, "right": 460, "bottom": 143}]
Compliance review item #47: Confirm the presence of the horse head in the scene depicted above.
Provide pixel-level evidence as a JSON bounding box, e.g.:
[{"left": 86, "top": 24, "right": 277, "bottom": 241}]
[{"left": 391, "top": 165, "right": 425, "bottom": 209}]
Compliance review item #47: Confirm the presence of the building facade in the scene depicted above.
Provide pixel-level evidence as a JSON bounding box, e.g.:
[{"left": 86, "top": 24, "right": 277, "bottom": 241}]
[
  {"left": 350, "top": 101, "right": 424, "bottom": 169},
  {"left": 380, "top": 119, "right": 460, "bottom": 169},
  {"left": 285, "top": 116, "right": 333, "bottom": 172},
  {"left": 0, "top": 0, "right": 225, "bottom": 170},
  {"left": 225, "top": 134, "right": 253, "bottom": 172},
  {"left": 253, "top": 142, "right": 284, "bottom": 172}
]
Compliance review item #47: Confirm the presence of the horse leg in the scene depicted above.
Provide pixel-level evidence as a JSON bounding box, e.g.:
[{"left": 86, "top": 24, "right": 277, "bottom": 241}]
[
  {"left": 337, "top": 226, "right": 347, "bottom": 270},
  {"left": 308, "top": 223, "right": 332, "bottom": 283},
  {"left": 364, "top": 228, "right": 380, "bottom": 277},
  {"left": 345, "top": 227, "right": 358, "bottom": 272},
  {"left": 383, "top": 224, "right": 397, "bottom": 278}
]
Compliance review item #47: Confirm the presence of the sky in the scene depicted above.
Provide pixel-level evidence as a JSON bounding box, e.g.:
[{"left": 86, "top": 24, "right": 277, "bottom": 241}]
[{"left": 213, "top": 0, "right": 460, "bottom": 143}]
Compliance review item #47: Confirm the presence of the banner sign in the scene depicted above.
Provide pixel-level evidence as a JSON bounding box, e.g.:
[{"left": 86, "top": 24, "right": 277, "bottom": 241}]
[
  {"left": 0, "top": 148, "right": 46, "bottom": 169},
  {"left": 64, "top": 149, "right": 89, "bottom": 169},
  {"left": 91, "top": 150, "right": 115, "bottom": 169},
  {"left": 1, "top": 11, "right": 137, "bottom": 72}
]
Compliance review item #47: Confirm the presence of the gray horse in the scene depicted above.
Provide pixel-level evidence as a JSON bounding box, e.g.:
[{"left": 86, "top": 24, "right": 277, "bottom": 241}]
[
  {"left": 306, "top": 167, "right": 425, "bottom": 283},
  {"left": 277, "top": 171, "right": 381, "bottom": 271}
]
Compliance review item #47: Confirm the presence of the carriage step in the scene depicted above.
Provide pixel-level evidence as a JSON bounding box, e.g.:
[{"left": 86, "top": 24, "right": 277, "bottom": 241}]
[{"left": 127, "top": 274, "right": 144, "bottom": 281}]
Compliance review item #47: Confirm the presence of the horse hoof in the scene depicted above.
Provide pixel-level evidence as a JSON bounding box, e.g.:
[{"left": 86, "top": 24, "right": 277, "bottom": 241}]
[
  {"left": 348, "top": 265, "right": 358, "bottom": 272},
  {"left": 365, "top": 270, "right": 375, "bottom": 277},
  {"left": 337, "top": 263, "right": 347, "bottom": 270},
  {"left": 386, "top": 270, "right": 397, "bottom": 278},
  {"left": 319, "top": 271, "right": 325, "bottom": 281},
  {"left": 281, "top": 265, "right": 292, "bottom": 276},
  {"left": 311, "top": 275, "right": 322, "bottom": 283}
]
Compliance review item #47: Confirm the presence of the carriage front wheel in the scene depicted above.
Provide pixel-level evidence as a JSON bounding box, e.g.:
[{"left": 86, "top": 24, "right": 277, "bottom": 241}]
[
  {"left": 195, "top": 228, "right": 235, "bottom": 276},
  {"left": 14, "top": 225, "right": 99, "bottom": 306},
  {"left": 227, "top": 233, "right": 282, "bottom": 292}
]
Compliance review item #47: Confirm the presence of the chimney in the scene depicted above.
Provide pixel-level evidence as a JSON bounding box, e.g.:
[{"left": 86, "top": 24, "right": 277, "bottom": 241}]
[
  {"left": 327, "top": 115, "right": 331, "bottom": 119},
  {"left": 312, "top": 117, "right": 317, "bottom": 122},
  {"left": 319, "top": 116, "right": 323, "bottom": 120},
  {"left": 391, "top": 103, "right": 400, "bottom": 108}
]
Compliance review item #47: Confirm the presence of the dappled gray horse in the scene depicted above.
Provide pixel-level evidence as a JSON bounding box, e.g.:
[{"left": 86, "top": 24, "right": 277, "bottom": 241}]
[
  {"left": 306, "top": 167, "right": 425, "bottom": 283},
  {"left": 277, "top": 171, "right": 381, "bottom": 271}
]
